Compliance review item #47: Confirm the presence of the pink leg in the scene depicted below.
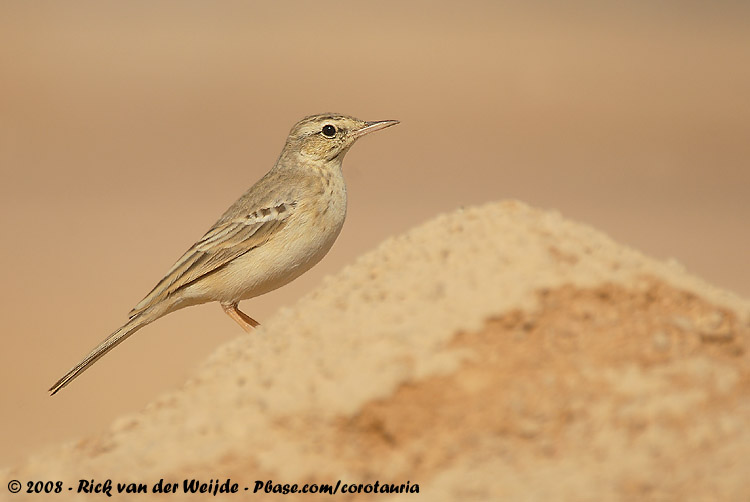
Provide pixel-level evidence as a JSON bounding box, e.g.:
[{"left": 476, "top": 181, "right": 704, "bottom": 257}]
[{"left": 221, "top": 302, "right": 260, "bottom": 333}]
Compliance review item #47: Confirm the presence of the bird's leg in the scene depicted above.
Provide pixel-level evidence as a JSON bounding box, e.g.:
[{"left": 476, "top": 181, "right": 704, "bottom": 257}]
[{"left": 221, "top": 302, "right": 260, "bottom": 333}]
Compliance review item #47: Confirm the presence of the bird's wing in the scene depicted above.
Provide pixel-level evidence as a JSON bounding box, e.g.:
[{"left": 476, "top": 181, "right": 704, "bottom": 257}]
[{"left": 128, "top": 201, "right": 296, "bottom": 317}]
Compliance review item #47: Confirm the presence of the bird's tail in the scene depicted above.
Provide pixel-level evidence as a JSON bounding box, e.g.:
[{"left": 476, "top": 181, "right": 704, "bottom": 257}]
[{"left": 49, "top": 306, "right": 164, "bottom": 396}]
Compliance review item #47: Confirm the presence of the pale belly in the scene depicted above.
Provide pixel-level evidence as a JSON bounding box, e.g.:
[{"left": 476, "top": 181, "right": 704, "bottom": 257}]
[{"left": 181, "top": 183, "right": 347, "bottom": 304}]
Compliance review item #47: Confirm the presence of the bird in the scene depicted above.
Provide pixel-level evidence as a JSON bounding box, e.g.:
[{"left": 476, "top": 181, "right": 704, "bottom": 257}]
[{"left": 49, "top": 113, "right": 399, "bottom": 395}]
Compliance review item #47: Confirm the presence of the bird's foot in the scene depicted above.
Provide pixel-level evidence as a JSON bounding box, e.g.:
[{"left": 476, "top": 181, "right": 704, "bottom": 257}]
[{"left": 221, "top": 302, "right": 260, "bottom": 333}]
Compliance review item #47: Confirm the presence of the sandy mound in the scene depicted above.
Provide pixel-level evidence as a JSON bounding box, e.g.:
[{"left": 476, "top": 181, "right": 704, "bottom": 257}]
[{"left": 5, "top": 201, "right": 750, "bottom": 501}]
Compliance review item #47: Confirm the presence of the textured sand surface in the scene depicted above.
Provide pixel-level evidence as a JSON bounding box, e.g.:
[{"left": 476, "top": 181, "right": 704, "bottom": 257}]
[{"left": 4, "top": 201, "right": 750, "bottom": 500}]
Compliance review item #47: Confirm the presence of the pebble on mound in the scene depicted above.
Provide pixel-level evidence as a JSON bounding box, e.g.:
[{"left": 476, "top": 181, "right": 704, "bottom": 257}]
[{"left": 6, "top": 201, "right": 750, "bottom": 501}]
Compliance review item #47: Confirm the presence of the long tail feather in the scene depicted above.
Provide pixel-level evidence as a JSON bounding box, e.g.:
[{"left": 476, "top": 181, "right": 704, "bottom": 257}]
[{"left": 49, "top": 308, "right": 162, "bottom": 395}]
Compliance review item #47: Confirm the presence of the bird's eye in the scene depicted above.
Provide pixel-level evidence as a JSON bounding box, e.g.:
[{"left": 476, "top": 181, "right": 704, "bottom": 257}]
[{"left": 321, "top": 124, "right": 337, "bottom": 137}]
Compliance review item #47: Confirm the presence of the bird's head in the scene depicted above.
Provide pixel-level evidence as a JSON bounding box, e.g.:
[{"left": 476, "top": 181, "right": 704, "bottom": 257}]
[{"left": 279, "top": 114, "right": 398, "bottom": 168}]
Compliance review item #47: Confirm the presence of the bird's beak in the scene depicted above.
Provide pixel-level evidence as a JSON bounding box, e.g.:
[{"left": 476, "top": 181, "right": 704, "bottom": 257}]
[{"left": 353, "top": 120, "right": 400, "bottom": 139}]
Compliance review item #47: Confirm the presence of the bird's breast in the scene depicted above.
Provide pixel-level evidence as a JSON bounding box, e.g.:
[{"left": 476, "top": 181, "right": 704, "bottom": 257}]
[{"left": 211, "top": 171, "right": 348, "bottom": 302}]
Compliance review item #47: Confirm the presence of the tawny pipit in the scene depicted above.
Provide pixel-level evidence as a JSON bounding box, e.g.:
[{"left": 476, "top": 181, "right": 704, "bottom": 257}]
[{"left": 49, "top": 114, "right": 398, "bottom": 395}]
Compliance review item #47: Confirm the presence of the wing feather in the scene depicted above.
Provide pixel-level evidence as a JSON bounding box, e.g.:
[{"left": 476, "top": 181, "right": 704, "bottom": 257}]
[{"left": 129, "top": 202, "right": 294, "bottom": 317}]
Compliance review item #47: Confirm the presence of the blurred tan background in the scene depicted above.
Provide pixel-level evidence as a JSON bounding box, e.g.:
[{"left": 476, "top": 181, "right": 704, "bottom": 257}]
[{"left": 1, "top": 1, "right": 748, "bottom": 465}]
